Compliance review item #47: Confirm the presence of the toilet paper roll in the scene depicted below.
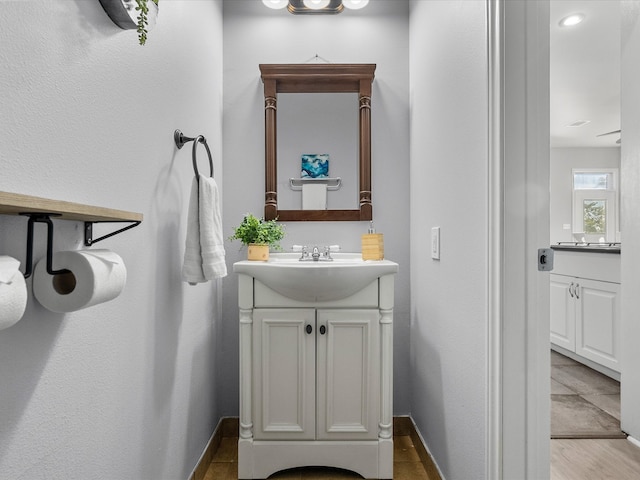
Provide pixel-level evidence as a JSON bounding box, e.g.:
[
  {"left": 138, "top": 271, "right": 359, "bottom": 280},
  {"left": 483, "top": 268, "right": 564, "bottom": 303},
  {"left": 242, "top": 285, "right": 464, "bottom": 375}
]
[
  {"left": 33, "top": 249, "right": 127, "bottom": 313},
  {"left": 302, "top": 183, "right": 327, "bottom": 210},
  {"left": 0, "top": 256, "right": 28, "bottom": 330}
]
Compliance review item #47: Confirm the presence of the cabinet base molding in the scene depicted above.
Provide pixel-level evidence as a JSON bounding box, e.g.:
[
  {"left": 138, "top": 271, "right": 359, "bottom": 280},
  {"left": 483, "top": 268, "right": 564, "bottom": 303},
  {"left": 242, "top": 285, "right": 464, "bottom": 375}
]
[
  {"left": 238, "top": 438, "right": 393, "bottom": 479},
  {"left": 551, "top": 345, "right": 620, "bottom": 381}
]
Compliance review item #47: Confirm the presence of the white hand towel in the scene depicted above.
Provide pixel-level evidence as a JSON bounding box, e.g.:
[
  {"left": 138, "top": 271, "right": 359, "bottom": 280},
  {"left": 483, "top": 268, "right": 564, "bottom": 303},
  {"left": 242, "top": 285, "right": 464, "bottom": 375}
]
[
  {"left": 302, "top": 183, "right": 327, "bottom": 210},
  {"left": 182, "top": 176, "right": 227, "bottom": 284}
]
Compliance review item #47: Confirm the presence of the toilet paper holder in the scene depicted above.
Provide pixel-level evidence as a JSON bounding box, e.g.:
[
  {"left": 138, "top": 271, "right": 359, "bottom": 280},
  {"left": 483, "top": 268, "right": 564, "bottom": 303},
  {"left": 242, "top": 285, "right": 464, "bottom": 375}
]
[
  {"left": 18, "top": 213, "right": 138, "bottom": 279},
  {"left": 20, "top": 213, "right": 71, "bottom": 279}
]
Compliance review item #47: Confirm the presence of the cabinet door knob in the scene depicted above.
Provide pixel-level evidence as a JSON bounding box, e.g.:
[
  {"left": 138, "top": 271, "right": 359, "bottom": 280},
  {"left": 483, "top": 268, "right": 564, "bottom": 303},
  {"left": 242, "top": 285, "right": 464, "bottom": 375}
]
[
  {"left": 306, "top": 324, "right": 312, "bottom": 335},
  {"left": 319, "top": 325, "right": 326, "bottom": 335}
]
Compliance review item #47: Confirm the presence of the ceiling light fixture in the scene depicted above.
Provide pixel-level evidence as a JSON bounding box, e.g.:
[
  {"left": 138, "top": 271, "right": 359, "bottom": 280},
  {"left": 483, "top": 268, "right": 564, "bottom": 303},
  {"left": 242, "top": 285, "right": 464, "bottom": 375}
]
[
  {"left": 342, "top": 0, "right": 369, "bottom": 9},
  {"left": 262, "top": 0, "right": 288, "bottom": 9},
  {"left": 263, "top": 0, "right": 368, "bottom": 15},
  {"left": 559, "top": 13, "right": 585, "bottom": 27},
  {"left": 303, "top": 0, "right": 331, "bottom": 9}
]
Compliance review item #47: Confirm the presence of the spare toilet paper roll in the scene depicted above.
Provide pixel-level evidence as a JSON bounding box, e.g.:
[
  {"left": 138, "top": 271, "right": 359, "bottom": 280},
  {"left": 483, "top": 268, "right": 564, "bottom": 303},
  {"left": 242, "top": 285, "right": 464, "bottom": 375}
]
[
  {"left": 33, "top": 249, "right": 127, "bottom": 313},
  {"left": 0, "top": 256, "right": 28, "bottom": 330},
  {"left": 302, "top": 183, "right": 327, "bottom": 210}
]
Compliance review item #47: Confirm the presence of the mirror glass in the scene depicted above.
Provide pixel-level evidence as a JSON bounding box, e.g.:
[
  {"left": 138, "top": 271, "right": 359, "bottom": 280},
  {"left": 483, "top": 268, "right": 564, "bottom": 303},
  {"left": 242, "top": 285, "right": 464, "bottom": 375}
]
[{"left": 277, "top": 93, "right": 359, "bottom": 211}]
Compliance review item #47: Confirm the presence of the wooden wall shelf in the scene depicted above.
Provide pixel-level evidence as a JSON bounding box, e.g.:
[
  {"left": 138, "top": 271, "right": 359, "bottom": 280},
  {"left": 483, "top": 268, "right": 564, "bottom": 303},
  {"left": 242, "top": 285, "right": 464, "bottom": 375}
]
[
  {"left": 0, "top": 191, "right": 143, "bottom": 247},
  {"left": 0, "top": 191, "right": 143, "bottom": 223}
]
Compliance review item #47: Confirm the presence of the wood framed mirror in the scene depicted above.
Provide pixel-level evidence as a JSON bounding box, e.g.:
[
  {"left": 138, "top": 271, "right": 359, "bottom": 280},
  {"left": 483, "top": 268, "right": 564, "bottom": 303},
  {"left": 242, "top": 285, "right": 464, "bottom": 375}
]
[{"left": 259, "top": 64, "right": 376, "bottom": 221}]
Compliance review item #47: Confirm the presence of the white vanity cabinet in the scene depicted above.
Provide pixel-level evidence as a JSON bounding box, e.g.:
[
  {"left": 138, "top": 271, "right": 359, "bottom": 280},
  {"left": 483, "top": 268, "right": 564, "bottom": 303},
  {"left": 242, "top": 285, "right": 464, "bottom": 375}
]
[
  {"left": 252, "top": 308, "right": 380, "bottom": 442},
  {"left": 550, "top": 250, "right": 621, "bottom": 376},
  {"left": 235, "top": 269, "right": 395, "bottom": 480}
]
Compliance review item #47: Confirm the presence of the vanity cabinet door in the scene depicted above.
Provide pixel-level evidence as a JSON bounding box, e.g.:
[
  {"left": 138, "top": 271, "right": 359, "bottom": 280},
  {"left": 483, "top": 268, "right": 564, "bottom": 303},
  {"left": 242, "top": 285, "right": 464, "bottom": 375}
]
[
  {"left": 253, "top": 308, "right": 316, "bottom": 440},
  {"left": 550, "top": 274, "right": 576, "bottom": 351},
  {"left": 316, "top": 309, "right": 380, "bottom": 441},
  {"left": 575, "top": 279, "right": 621, "bottom": 372}
]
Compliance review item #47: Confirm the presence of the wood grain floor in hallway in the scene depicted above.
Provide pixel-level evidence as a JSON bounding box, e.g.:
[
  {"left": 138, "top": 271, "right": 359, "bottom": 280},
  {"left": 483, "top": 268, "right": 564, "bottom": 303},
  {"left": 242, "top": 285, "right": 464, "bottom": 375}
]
[
  {"left": 551, "top": 438, "right": 640, "bottom": 480},
  {"left": 550, "top": 350, "right": 640, "bottom": 479}
]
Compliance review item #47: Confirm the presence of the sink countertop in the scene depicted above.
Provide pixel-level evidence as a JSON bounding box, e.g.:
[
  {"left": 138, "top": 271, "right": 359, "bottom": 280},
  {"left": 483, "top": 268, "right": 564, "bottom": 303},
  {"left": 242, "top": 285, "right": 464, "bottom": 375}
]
[
  {"left": 233, "top": 252, "right": 398, "bottom": 302},
  {"left": 551, "top": 244, "right": 620, "bottom": 254}
]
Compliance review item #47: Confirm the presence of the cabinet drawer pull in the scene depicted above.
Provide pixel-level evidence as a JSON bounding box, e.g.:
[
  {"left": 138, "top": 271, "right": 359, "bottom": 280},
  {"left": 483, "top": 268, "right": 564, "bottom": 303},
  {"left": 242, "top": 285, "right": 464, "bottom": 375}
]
[
  {"left": 575, "top": 283, "right": 580, "bottom": 299},
  {"left": 569, "top": 283, "right": 574, "bottom": 298},
  {"left": 306, "top": 324, "right": 312, "bottom": 335},
  {"left": 320, "top": 325, "right": 326, "bottom": 335}
]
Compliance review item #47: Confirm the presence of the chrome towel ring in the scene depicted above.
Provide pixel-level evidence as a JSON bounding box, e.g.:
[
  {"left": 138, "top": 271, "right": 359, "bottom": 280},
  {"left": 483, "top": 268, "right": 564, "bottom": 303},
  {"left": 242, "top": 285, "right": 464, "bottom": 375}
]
[{"left": 174, "top": 129, "right": 214, "bottom": 180}]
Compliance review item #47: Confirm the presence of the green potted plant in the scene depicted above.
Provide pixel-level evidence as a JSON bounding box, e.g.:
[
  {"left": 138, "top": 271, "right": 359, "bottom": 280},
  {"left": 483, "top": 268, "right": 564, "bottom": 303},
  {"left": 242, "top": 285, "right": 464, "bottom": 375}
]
[{"left": 229, "top": 214, "right": 285, "bottom": 261}]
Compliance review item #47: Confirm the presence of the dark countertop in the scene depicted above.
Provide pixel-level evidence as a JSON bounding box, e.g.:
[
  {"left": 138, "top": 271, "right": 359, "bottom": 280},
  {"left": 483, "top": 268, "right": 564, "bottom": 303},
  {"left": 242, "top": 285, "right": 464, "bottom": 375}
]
[{"left": 551, "top": 244, "right": 621, "bottom": 254}]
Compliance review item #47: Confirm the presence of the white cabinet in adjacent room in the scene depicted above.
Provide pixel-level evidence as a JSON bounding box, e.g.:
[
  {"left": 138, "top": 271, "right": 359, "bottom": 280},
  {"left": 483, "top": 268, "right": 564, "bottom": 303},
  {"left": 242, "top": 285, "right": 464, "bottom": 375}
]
[
  {"left": 550, "top": 274, "right": 576, "bottom": 352},
  {"left": 550, "top": 250, "right": 621, "bottom": 376},
  {"left": 575, "top": 278, "right": 621, "bottom": 372},
  {"left": 550, "top": 274, "right": 621, "bottom": 372}
]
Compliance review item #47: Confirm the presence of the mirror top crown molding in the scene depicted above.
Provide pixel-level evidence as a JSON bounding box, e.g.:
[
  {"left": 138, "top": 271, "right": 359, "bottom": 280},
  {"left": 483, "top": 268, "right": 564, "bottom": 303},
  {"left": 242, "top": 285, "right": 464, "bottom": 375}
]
[
  {"left": 259, "top": 64, "right": 376, "bottom": 93},
  {"left": 259, "top": 63, "right": 376, "bottom": 222}
]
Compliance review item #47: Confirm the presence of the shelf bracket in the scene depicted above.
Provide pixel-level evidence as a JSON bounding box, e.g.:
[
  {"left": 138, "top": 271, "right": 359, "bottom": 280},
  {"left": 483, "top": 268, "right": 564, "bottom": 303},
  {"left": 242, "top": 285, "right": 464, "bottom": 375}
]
[{"left": 84, "top": 220, "right": 141, "bottom": 247}]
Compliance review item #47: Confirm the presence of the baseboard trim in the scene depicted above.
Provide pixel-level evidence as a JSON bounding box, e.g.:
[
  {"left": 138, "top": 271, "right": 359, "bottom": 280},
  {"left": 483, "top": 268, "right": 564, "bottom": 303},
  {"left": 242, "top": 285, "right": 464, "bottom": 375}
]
[
  {"left": 403, "top": 415, "right": 445, "bottom": 480},
  {"left": 190, "top": 416, "right": 442, "bottom": 480},
  {"left": 628, "top": 435, "right": 640, "bottom": 449},
  {"left": 189, "top": 417, "right": 238, "bottom": 480}
]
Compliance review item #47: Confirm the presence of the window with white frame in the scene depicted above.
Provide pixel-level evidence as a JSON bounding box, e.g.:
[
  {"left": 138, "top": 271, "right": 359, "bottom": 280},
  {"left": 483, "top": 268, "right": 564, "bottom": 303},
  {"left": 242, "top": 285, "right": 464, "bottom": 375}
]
[{"left": 572, "top": 168, "right": 619, "bottom": 242}]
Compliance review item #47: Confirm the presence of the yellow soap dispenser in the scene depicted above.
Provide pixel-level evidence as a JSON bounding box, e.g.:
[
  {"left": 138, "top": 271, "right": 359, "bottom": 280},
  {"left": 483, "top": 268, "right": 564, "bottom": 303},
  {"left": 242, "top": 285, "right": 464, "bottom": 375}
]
[{"left": 361, "top": 221, "right": 384, "bottom": 260}]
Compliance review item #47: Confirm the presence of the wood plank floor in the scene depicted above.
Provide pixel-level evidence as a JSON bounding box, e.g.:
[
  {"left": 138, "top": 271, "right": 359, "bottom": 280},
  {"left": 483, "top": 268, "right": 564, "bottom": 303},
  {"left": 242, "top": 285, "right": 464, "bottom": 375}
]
[
  {"left": 550, "top": 350, "right": 640, "bottom": 479},
  {"left": 551, "top": 438, "right": 640, "bottom": 480}
]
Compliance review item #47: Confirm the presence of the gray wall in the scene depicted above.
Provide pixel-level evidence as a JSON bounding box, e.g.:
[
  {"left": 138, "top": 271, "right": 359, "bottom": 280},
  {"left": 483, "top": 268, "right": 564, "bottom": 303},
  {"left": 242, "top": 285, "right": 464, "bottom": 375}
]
[
  {"left": 409, "top": 1, "right": 489, "bottom": 478},
  {"left": 0, "top": 2, "right": 223, "bottom": 479},
  {"left": 550, "top": 147, "right": 620, "bottom": 244},
  {"left": 221, "top": 0, "right": 411, "bottom": 415}
]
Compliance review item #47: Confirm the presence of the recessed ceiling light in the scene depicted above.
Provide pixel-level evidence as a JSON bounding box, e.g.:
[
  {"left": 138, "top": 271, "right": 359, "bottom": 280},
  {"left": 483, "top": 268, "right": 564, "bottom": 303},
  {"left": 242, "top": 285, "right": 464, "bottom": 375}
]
[
  {"left": 566, "top": 120, "right": 591, "bottom": 128},
  {"left": 559, "top": 13, "right": 585, "bottom": 27}
]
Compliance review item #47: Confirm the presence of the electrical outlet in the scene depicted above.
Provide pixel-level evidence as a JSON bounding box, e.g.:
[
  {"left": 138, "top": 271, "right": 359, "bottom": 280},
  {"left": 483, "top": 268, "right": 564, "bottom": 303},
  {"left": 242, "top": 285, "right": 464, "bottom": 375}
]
[{"left": 431, "top": 227, "right": 440, "bottom": 260}]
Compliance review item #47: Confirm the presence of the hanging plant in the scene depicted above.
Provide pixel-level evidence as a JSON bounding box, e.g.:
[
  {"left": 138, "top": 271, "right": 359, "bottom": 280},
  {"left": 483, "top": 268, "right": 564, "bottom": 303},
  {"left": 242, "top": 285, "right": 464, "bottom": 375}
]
[{"left": 136, "top": 0, "right": 159, "bottom": 45}]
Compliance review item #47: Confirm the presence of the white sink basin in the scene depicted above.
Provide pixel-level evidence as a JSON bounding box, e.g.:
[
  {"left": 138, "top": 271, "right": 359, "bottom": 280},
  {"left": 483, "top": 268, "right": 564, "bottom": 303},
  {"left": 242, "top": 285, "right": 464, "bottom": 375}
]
[{"left": 233, "top": 252, "right": 398, "bottom": 302}]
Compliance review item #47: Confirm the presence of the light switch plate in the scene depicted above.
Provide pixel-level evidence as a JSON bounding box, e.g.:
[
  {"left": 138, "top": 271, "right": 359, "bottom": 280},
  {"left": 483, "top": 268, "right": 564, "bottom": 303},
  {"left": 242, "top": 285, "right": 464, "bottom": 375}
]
[{"left": 431, "top": 227, "right": 440, "bottom": 260}]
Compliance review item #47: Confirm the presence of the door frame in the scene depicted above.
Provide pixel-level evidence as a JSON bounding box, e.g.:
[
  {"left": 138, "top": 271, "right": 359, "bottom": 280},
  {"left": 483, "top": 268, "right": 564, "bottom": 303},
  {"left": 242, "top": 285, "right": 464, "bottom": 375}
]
[{"left": 487, "top": 1, "right": 551, "bottom": 478}]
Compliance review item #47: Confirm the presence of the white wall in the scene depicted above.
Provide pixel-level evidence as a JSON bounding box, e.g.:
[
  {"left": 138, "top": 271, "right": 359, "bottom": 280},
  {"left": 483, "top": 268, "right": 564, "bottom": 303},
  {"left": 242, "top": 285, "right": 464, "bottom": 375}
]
[
  {"left": 409, "top": 1, "right": 489, "bottom": 478},
  {"left": 0, "top": 2, "right": 223, "bottom": 479},
  {"left": 550, "top": 147, "right": 620, "bottom": 244},
  {"left": 621, "top": 0, "right": 640, "bottom": 442},
  {"left": 221, "top": 0, "right": 411, "bottom": 415}
]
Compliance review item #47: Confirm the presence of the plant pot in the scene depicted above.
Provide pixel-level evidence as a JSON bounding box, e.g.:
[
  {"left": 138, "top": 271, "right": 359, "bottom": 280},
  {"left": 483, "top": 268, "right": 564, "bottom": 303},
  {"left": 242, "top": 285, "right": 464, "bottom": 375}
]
[{"left": 247, "top": 244, "right": 269, "bottom": 261}]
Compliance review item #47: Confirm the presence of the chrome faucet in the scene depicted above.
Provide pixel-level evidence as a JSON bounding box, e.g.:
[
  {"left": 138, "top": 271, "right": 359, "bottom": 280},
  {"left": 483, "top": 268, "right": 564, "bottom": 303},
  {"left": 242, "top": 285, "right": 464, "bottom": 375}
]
[{"left": 293, "top": 245, "right": 339, "bottom": 262}]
